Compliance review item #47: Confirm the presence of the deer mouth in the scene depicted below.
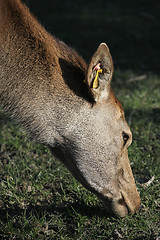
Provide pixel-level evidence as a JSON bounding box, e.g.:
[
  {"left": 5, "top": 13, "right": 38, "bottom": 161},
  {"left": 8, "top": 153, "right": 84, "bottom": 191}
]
[
  {"left": 120, "top": 192, "right": 131, "bottom": 214},
  {"left": 102, "top": 196, "right": 128, "bottom": 218},
  {"left": 102, "top": 190, "right": 141, "bottom": 218},
  {"left": 120, "top": 190, "right": 141, "bottom": 215}
]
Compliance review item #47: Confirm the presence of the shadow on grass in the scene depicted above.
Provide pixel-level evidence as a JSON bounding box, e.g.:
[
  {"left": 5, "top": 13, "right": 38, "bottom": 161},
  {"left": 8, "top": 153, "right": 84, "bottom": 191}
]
[
  {"left": 0, "top": 201, "right": 111, "bottom": 238},
  {"left": 0, "top": 200, "right": 110, "bottom": 222},
  {"left": 0, "top": 111, "right": 11, "bottom": 128}
]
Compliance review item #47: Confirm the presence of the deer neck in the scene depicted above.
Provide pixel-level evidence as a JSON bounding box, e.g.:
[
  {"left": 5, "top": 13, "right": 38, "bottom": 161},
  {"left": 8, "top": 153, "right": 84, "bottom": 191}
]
[{"left": 0, "top": 0, "right": 87, "bottom": 144}]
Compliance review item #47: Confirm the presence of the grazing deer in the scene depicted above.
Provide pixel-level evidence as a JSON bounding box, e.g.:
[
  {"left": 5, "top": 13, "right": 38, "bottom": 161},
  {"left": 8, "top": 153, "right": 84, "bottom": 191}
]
[{"left": 0, "top": 0, "right": 140, "bottom": 217}]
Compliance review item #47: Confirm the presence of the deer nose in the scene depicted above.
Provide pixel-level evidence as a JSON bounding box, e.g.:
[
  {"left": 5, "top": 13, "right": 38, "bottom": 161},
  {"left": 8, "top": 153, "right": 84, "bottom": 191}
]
[
  {"left": 102, "top": 191, "right": 141, "bottom": 218},
  {"left": 117, "top": 191, "right": 141, "bottom": 216}
]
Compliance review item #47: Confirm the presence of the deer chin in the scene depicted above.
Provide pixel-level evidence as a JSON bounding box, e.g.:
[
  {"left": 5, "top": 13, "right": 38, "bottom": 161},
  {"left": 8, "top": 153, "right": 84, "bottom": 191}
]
[{"left": 103, "top": 198, "right": 128, "bottom": 218}]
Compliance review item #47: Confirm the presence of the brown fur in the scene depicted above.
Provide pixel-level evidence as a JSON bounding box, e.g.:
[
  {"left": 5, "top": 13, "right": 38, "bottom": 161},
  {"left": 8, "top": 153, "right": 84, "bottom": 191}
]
[{"left": 0, "top": 0, "right": 140, "bottom": 217}]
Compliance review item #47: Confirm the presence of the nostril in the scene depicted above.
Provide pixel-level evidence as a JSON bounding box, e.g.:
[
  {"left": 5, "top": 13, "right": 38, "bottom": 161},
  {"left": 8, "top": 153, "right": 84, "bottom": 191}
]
[
  {"left": 118, "top": 198, "right": 125, "bottom": 206},
  {"left": 121, "top": 193, "right": 131, "bottom": 214}
]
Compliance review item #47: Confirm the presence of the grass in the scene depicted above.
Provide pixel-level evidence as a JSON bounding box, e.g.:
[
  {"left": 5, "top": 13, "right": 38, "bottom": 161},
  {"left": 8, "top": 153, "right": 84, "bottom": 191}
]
[{"left": 0, "top": 0, "right": 160, "bottom": 239}]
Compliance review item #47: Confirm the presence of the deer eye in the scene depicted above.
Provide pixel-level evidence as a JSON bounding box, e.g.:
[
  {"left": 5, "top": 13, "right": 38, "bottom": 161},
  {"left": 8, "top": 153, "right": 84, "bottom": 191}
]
[{"left": 122, "top": 132, "right": 129, "bottom": 147}]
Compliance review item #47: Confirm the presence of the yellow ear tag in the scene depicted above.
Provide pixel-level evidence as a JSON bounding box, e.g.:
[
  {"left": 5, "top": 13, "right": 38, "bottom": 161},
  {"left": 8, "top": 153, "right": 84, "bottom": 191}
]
[
  {"left": 83, "top": 78, "right": 87, "bottom": 84},
  {"left": 93, "top": 69, "right": 102, "bottom": 89}
]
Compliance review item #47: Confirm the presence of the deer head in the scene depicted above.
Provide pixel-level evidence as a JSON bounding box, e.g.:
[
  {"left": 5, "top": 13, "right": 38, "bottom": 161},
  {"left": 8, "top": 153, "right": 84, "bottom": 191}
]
[{"left": 51, "top": 43, "right": 141, "bottom": 217}]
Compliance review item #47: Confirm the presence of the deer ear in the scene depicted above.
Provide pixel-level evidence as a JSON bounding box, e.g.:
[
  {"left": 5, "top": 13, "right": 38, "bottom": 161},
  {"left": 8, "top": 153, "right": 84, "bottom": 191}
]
[{"left": 86, "top": 43, "right": 113, "bottom": 102}]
